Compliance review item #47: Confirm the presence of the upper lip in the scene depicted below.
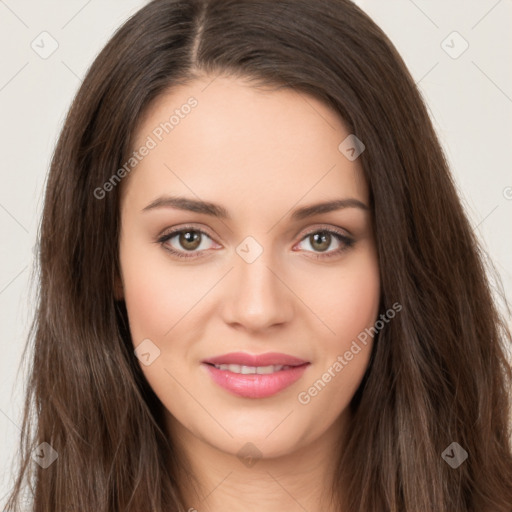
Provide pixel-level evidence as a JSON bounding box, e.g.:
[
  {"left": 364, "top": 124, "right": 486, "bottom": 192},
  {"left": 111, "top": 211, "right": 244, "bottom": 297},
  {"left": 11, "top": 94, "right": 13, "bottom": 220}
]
[{"left": 202, "top": 352, "right": 309, "bottom": 367}]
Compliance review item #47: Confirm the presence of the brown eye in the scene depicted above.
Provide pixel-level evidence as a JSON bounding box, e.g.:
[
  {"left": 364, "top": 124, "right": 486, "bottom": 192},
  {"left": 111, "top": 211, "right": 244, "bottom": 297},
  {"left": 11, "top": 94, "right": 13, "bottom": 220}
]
[
  {"left": 179, "top": 230, "right": 202, "bottom": 251},
  {"left": 309, "top": 232, "right": 332, "bottom": 252},
  {"left": 157, "top": 227, "right": 219, "bottom": 260},
  {"left": 295, "top": 228, "right": 355, "bottom": 259}
]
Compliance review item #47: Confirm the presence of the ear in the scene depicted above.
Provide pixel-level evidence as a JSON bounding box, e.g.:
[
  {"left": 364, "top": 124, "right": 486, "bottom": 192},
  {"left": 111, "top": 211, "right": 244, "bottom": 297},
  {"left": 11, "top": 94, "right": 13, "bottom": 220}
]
[{"left": 114, "top": 272, "right": 124, "bottom": 301}]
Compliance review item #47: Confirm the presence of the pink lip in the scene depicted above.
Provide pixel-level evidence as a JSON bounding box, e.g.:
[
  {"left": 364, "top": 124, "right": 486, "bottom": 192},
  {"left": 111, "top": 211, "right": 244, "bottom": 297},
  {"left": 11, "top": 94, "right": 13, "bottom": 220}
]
[
  {"left": 201, "top": 352, "right": 310, "bottom": 399},
  {"left": 202, "top": 351, "right": 308, "bottom": 367}
]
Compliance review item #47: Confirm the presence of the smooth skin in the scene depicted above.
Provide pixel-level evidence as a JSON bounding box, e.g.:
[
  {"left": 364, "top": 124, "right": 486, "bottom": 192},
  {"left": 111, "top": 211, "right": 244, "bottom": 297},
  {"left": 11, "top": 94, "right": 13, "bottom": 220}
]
[{"left": 117, "top": 74, "right": 381, "bottom": 512}]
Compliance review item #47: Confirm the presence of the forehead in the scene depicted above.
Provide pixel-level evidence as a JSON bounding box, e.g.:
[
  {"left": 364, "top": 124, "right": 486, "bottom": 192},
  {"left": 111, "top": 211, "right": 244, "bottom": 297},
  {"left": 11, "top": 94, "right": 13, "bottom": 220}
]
[{"left": 124, "top": 74, "right": 368, "bottom": 213}]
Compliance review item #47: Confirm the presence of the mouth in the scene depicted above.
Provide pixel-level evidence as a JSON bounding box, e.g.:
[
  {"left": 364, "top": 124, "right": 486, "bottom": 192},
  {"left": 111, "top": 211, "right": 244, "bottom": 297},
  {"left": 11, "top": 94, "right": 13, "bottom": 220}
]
[
  {"left": 206, "top": 363, "right": 298, "bottom": 374},
  {"left": 201, "top": 352, "right": 310, "bottom": 399}
]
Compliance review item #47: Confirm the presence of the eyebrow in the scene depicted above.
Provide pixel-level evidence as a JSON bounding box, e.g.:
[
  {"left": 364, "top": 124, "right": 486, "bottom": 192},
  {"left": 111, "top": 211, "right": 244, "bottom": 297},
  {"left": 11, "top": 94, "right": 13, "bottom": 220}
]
[{"left": 141, "top": 195, "right": 369, "bottom": 221}]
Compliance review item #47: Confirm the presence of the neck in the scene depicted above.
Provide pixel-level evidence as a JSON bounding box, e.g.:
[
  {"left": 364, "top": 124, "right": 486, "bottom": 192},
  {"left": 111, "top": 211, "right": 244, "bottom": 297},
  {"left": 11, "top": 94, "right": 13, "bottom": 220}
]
[{"left": 165, "top": 410, "right": 350, "bottom": 512}]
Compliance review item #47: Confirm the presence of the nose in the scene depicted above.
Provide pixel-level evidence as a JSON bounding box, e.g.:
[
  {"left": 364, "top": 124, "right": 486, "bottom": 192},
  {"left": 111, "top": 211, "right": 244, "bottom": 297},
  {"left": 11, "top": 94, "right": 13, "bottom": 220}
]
[{"left": 220, "top": 250, "right": 294, "bottom": 333}]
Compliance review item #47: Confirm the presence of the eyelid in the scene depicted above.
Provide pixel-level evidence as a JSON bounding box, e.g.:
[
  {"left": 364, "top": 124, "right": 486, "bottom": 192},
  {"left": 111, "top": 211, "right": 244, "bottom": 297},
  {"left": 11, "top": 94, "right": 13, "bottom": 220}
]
[
  {"left": 292, "top": 224, "right": 354, "bottom": 256},
  {"left": 156, "top": 224, "right": 221, "bottom": 260},
  {"left": 158, "top": 223, "right": 351, "bottom": 244},
  {"left": 157, "top": 222, "right": 355, "bottom": 259},
  {"left": 157, "top": 223, "right": 219, "bottom": 242},
  {"left": 297, "top": 223, "right": 351, "bottom": 239}
]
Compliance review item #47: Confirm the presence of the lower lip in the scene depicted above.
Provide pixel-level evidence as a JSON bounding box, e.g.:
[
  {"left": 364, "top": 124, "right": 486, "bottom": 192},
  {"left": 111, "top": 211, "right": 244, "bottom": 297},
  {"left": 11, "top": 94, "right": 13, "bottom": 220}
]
[{"left": 202, "top": 363, "right": 310, "bottom": 398}]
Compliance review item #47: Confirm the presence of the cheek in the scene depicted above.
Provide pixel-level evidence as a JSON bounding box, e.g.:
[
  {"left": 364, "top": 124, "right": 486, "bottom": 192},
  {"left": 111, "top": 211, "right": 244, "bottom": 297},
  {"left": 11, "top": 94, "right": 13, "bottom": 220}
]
[
  {"left": 296, "top": 249, "right": 380, "bottom": 399},
  {"left": 119, "top": 240, "right": 184, "bottom": 342},
  {"left": 296, "top": 259, "right": 380, "bottom": 411},
  {"left": 119, "top": 240, "right": 226, "bottom": 361},
  {"left": 300, "top": 250, "right": 381, "bottom": 344}
]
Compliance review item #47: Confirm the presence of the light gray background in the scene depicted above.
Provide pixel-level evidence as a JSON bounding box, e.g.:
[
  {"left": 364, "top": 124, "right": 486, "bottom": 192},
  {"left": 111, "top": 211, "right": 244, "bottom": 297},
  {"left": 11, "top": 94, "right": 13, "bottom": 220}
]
[{"left": 1, "top": 0, "right": 511, "bottom": 506}]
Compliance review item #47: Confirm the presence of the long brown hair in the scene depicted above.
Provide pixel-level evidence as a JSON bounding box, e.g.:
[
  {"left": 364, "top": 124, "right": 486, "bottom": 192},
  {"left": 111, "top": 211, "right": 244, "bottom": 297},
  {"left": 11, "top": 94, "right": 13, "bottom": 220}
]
[{"left": 4, "top": 0, "right": 512, "bottom": 510}]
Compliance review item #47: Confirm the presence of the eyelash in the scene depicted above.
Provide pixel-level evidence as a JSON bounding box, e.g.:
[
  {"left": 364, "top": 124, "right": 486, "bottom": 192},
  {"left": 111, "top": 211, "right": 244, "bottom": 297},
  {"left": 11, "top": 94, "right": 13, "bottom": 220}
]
[{"left": 156, "top": 225, "right": 355, "bottom": 260}]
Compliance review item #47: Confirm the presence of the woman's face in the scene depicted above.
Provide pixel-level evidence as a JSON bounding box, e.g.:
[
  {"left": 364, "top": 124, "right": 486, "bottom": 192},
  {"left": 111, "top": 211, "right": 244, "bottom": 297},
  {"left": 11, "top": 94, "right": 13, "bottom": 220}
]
[{"left": 117, "top": 75, "right": 380, "bottom": 459}]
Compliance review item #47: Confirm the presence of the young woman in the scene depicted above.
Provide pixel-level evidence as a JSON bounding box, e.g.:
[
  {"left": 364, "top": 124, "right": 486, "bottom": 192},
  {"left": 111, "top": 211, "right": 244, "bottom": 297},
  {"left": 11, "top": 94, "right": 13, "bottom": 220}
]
[{"left": 5, "top": 0, "right": 512, "bottom": 510}]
